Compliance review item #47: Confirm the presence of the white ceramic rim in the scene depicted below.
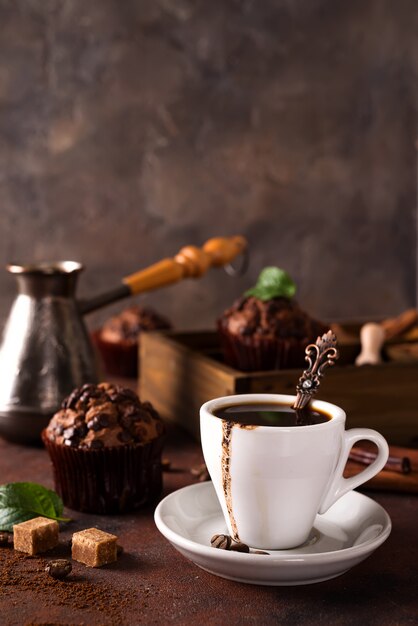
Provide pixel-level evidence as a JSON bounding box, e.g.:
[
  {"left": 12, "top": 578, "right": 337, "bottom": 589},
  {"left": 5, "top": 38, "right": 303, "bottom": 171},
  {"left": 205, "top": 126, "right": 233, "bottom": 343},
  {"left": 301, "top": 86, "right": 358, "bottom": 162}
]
[
  {"left": 200, "top": 394, "right": 346, "bottom": 432},
  {"left": 154, "top": 482, "right": 392, "bottom": 564}
]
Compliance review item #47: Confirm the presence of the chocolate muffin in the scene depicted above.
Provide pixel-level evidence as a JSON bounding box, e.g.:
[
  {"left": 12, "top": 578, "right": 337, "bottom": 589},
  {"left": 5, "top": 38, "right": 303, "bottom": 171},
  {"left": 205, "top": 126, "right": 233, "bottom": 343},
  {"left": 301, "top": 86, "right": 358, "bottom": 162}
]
[
  {"left": 42, "top": 383, "right": 165, "bottom": 514},
  {"left": 94, "top": 306, "right": 172, "bottom": 378},
  {"left": 217, "top": 268, "right": 327, "bottom": 371}
]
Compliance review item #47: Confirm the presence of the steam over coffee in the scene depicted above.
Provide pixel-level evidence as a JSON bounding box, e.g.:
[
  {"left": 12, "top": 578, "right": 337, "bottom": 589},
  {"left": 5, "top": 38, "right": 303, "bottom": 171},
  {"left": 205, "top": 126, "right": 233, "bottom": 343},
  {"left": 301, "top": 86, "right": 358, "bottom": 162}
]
[{"left": 214, "top": 402, "right": 332, "bottom": 427}]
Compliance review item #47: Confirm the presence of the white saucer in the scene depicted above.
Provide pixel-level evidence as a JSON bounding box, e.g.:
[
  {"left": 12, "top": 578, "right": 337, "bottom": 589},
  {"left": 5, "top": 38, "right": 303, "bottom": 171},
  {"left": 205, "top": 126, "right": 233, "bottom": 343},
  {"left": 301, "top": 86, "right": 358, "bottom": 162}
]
[{"left": 154, "top": 482, "right": 391, "bottom": 586}]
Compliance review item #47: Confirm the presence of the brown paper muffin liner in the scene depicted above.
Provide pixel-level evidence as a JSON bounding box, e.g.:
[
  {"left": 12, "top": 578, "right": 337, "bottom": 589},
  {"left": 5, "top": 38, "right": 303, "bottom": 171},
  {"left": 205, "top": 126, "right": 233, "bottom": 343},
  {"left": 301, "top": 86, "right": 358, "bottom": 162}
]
[
  {"left": 217, "top": 321, "right": 307, "bottom": 371},
  {"left": 42, "top": 431, "right": 164, "bottom": 514}
]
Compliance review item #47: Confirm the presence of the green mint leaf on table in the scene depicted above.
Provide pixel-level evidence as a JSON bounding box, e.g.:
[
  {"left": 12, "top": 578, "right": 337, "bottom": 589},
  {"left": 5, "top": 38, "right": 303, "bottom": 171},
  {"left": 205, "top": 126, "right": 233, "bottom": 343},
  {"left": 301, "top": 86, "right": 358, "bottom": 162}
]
[
  {"left": 0, "top": 482, "right": 71, "bottom": 532},
  {"left": 245, "top": 267, "right": 296, "bottom": 301}
]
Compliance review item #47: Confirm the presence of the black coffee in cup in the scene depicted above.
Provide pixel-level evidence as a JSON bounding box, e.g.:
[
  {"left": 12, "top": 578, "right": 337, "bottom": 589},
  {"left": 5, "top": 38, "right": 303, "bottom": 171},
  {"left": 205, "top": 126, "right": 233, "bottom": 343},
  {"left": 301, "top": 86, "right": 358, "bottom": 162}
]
[{"left": 214, "top": 402, "right": 332, "bottom": 427}]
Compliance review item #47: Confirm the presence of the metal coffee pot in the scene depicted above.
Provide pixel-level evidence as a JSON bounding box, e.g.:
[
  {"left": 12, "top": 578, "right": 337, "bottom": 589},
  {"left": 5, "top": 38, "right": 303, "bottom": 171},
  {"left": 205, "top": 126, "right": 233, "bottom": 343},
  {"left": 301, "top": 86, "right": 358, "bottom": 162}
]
[{"left": 0, "top": 236, "right": 247, "bottom": 444}]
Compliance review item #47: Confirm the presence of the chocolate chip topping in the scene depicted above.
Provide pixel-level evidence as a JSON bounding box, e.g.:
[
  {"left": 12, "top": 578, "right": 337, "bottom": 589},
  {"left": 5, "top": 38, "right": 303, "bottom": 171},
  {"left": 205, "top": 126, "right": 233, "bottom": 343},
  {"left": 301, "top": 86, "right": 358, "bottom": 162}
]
[
  {"left": 47, "top": 383, "right": 164, "bottom": 449},
  {"left": 118, "top": 429, "right": 134, "bottom": 444}
]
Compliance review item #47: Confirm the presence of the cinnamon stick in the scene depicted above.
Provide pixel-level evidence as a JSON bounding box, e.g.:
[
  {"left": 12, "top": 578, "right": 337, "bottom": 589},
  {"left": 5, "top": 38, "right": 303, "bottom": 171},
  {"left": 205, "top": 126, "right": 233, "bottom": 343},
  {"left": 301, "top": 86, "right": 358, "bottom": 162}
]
[{"left": 349, "top": 447, "right": 411, "bottom": 475}]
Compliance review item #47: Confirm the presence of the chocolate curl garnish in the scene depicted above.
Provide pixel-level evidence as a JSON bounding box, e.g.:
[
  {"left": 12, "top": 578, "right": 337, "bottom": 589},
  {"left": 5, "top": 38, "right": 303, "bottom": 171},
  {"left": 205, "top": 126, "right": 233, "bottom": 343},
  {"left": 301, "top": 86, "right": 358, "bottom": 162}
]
[{"left": 293, "top": 330, "right": 339, "bottom": 410}]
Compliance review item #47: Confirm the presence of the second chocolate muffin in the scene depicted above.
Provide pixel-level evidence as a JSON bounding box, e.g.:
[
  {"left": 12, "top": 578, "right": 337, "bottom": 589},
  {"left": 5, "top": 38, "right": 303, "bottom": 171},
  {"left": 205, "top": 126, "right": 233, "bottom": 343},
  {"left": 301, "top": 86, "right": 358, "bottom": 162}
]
[
  {"left": 95, "top": 306, "right": 172, "bottom": 378},
  {"left": 218, "top": 268, "right": 327, "bottom": 371}
]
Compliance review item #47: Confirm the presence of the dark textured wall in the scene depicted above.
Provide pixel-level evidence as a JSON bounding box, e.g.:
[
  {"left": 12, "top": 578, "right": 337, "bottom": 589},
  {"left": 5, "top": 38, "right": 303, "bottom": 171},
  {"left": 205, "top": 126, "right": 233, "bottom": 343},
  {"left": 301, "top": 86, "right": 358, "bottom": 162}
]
[{"left": 0, "top": 0, "right": 416, "bottom": 331}]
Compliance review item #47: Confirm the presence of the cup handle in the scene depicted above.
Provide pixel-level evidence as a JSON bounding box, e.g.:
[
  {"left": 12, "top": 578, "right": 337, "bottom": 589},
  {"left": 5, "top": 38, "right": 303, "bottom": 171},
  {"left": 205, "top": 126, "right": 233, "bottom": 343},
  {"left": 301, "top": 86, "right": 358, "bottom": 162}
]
[{"left": 319, "top": 428, "right": 389, "bottom": 514}]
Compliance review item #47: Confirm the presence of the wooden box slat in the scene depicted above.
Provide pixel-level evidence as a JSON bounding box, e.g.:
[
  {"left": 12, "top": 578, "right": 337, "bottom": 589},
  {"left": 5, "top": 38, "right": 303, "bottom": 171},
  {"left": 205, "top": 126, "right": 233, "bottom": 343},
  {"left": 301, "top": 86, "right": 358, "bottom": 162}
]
[{"left": 139, "top": 330, "right": 418, "bottom": 446}]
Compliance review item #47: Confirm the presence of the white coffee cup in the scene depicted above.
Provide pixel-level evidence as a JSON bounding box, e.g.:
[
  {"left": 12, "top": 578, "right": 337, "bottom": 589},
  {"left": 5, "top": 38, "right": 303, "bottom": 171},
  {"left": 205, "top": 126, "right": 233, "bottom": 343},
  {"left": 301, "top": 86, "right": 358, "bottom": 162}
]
[{"left": 200, "top": 394, "right": 389, "bottom": 550}]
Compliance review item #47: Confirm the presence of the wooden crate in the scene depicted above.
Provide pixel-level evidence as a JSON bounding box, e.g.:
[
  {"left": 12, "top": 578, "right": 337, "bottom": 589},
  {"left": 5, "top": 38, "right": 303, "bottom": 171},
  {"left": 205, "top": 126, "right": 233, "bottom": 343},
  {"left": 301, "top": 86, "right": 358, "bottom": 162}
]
[{"left": 139, "top": 330, "right": 418, "bottom": 446}]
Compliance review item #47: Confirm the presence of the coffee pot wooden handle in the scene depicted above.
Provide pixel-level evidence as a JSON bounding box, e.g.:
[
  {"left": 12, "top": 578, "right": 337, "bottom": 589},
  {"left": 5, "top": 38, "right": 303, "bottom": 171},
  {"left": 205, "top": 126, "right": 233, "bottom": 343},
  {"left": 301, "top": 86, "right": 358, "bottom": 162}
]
[{"left": 122, "top": 236, "right": 247, "bottom": 295}]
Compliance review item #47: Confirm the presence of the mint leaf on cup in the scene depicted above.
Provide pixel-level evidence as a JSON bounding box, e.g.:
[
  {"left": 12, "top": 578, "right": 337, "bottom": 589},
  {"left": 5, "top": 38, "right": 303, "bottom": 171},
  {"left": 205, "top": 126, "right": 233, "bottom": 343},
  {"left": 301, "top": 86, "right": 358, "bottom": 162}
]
[
  {"left": 245, "top": 267, "right": 296, "bottom": 301},
  {"left": 0, "top": 482, "right": 71, "bottom": 532}
]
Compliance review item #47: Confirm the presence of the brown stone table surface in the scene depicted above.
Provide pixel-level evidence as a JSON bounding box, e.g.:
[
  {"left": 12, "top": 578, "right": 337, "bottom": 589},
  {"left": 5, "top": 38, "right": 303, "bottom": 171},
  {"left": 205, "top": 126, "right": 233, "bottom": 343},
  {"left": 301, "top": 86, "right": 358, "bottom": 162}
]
[{"left": 0, "top": 426, "right": 417, "bottom": 626}]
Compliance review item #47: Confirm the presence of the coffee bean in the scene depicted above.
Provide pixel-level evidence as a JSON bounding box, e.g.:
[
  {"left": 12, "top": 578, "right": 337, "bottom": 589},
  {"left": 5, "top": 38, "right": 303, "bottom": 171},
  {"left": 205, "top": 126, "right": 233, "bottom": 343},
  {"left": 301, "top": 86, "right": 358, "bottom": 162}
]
[
  {"left": 45, "top": 559, "right": 72, "bottom": 580},
  {"left": 211, "top": 534, "right": 232, "bottom": 550},
  {"left": 161, "top": 458, "right": 171, "bottom": 471},
  {"left": 230, "top": 541, "right": 250, "bottom": 553},
  {"left": 0, "top": 532, "right": 10, "bottom": 547}
]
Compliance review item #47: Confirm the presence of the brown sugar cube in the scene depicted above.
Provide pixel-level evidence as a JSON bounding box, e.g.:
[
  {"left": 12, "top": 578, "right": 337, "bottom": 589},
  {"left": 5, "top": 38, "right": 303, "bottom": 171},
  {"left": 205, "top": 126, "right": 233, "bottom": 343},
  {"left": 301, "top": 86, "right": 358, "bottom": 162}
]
[
  {"left": 13, "top": 517, "right": 59, "bottom": 555},
  {"left": 72, "top": 528, "right": 117, "bottom": 568}
]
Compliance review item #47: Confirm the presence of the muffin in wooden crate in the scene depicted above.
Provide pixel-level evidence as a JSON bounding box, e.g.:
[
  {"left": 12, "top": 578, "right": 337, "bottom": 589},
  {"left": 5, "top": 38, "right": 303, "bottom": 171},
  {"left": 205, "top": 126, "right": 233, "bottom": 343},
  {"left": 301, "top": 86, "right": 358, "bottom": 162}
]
[{"left": 218, "top": 267, "right": 326, "bottom": 371}]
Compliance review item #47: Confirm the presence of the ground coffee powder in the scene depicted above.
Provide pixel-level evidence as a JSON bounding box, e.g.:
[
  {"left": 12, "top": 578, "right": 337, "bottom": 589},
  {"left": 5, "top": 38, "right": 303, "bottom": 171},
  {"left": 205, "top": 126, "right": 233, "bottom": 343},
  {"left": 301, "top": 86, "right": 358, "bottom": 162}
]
[{"left": 0, "top": 546, "right": 146, "bottom": 624}]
